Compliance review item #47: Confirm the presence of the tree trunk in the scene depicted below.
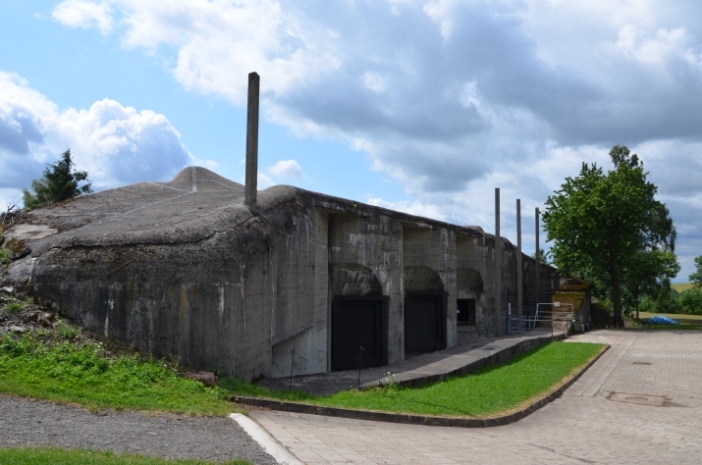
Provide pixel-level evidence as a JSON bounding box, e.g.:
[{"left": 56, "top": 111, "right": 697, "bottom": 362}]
[
  {"left": 609, "top": 241, "right": 624, "bottom": 328},
  {"left": 611, "top": 268, "right": 623, "bottom": 327}
]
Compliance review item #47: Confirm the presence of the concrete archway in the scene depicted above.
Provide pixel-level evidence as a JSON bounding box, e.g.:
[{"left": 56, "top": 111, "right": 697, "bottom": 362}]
[
  {"left": 403, "top": 266, "right": 444, "bottom": 292},
  {"left": 330, "top": 263, "right": 383, "bottom": 296}
]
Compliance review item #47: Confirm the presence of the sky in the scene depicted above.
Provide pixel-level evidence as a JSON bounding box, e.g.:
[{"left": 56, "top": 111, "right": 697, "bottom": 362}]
[{"left": 1, "top": 0, "right": 701, "bottom": 282}]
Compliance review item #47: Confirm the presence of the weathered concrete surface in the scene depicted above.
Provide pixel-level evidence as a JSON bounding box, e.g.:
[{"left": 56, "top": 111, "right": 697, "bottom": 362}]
[{"left": 4, "top": 167, "right": 565, "bottom": 381}]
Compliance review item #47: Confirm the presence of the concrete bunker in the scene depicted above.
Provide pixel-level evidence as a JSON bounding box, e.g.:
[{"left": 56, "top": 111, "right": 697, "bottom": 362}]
[{"left": 3, "top": 166, "right": 569, "bottom": 381}]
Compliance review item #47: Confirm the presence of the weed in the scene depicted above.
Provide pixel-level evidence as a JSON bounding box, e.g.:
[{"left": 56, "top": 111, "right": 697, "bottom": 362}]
[
  {"left": 54, "top": 319, "right": 80, "bottom": 341},
  {"left": 4, "top": 302, "right": 24, "bottom": 314},
  {"left": 0, "top": 247, "right": 9, "bottom": 264},
  {"left": 380, "top": 371, "right": 398, "bottom": 389}
]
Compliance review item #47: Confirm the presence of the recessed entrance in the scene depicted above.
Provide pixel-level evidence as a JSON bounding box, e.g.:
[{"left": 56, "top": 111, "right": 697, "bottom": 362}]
[
  {"left": 404, "top": 291, "right": 448, "bottom": 353},
  {"left": 331, "top": 295, "right": 389, "bottom": 372}
]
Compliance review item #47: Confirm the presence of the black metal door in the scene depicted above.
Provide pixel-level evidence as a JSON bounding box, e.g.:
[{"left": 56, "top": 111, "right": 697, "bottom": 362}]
[
  {"left": 331, "top": 296, "right": 389, "bottom": 371},
  {"left": 405, "top": 292, "right": 447, "bottom": 352}
]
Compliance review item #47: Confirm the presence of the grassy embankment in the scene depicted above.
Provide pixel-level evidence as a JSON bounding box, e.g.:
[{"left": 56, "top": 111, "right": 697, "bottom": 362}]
[
  {"left": 224, "top": 341, "right": 605, "bottom": 418},
  {"left": 0, "top": 330, "right": 235, "bottom": 416},
  {"left": 1, "top": 319, "right": 604, "bottom": 419}
]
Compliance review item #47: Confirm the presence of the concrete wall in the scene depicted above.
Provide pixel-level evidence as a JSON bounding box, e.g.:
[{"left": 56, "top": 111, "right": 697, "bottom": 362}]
[{"left": 269, "top": 208, "right": 329, "bottom": 378}]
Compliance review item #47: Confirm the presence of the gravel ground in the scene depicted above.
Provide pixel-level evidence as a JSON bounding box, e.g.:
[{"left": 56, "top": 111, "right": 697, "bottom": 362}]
[{"left": 0, "top": 395, "right": 277, "bottom": 464}]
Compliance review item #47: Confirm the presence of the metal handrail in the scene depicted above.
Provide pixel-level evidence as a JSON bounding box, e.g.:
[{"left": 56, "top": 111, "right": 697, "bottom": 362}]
[{"left": 498, "top": 311, "right": 575, "bottom": 337}]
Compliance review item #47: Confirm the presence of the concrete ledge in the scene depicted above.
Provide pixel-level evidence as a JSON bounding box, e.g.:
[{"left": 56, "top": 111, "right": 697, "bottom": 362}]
[{"left": 232, "top": 344, "right": 608, "bottom": 428}]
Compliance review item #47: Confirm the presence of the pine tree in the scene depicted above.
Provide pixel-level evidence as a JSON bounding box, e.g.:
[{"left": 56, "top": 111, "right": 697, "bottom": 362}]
[{"left": 22, "top": 149, "right": 92, "bottom": 211}]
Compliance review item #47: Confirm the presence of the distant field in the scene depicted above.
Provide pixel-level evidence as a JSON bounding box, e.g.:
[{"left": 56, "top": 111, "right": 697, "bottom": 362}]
[{"left": 672, "top": 282, "right": 694, "bottom": 292}]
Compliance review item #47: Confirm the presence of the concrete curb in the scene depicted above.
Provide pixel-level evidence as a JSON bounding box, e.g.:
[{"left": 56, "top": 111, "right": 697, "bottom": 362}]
[
  {"left": 229, "top": 413, "right": 303, "bottom": 465},
  {"left": 232, "top": 344, "right": 609, "bottom": 429}
]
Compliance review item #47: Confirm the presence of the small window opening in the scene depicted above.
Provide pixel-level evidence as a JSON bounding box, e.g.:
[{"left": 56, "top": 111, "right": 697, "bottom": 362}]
[{"left": 457, "top": 299, "right": 476, "bottom": 326}]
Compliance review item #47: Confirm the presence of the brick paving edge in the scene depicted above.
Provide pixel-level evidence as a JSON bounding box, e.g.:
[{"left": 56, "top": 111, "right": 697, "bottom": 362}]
[{"left": 232, "top": 342, "right": 610, "bottom": 428}]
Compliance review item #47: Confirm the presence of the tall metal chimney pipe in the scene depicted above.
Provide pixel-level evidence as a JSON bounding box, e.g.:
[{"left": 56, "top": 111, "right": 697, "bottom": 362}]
[
  {"left": 535, "top": 207, "right": 541, "bottom": 309},
  {"left": 245, "top": 72, "right": 260, "bottom": 214},
  {"left": 517, "top": 199, "right": 523, "bottom": 318},
  {"left": 495, "top": 188, "right": 501, "bottom": 337}
]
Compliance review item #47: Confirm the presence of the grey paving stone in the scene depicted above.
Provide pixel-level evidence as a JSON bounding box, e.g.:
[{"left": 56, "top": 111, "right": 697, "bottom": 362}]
[{"left": 251, "top": 330, "right": 702, "bottom": 464}]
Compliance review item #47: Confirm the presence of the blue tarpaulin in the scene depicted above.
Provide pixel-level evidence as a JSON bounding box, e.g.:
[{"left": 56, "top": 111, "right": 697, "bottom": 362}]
[{"left": 647, "top": 316, "right": 680, "bottom": 324}]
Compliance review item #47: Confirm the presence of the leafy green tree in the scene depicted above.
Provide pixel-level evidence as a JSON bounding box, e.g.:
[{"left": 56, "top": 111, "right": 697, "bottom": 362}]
[
  {"left": 542, "top": 146, "right": 676, "bottom": 326},
  {"left": 639, "top": 288, "right": 682, "bottom": 314},
  {"left": 22, "top": 149, "right": 92, "bottom": 211},
  {"left": 623, "top": 249, "right": 679, "bottom": 320},
  {"left": 531, "top": 248, "right": 551, "bottom": 265},
  {"left": 689, "top": 255, "right": 702, "bottom": 289}
]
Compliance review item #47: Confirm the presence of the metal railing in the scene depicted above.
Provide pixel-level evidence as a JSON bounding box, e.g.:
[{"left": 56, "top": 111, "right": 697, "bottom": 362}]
[{"left": 501, "top": 302, "right": 576, "bottom": 337}]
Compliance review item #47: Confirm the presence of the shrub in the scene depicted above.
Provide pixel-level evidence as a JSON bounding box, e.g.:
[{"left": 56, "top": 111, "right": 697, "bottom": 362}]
[
  {"left": 679, "top": 288, "right": 702, "bottom": 315},
  {"left": 55, "top": 320, "right": 79, "bottom": 341},
  {"left": 639, "top": 295, "right": 656, "bottom": 313}
]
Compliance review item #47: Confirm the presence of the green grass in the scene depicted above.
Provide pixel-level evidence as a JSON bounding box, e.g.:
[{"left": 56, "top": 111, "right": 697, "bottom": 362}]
[
  {"left": 0, "top": 448, "right": 252, "bottom": 465},
  {"left": 0, "top": 317, "right": 603, "bottom": 420},
  {"left": 645, "top": 324, "right": 702, "bottom": 330},
  {"left": 227, "top": 341, "right": 605, "bottom": 418},
  {"left": 4, "top": 302, "right": 24, "bottom": 314},
  {"left": 0, "top": 333, "right": 235, "bottom": 416}
]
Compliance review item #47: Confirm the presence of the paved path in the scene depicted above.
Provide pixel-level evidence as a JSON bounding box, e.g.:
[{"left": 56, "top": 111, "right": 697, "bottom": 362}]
[{"left": 250, "top": 330, "right": 702, "bottom": 464}]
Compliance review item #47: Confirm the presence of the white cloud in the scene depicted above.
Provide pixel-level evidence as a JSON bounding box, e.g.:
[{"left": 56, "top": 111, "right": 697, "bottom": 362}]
[
  {"left": 52, "top": 0, "right": 341, "bottom": 104},
  {"left": 614, "top": 25, "right": 701, "bottom": 67},
  {"left": 53, "top": 0, "right": 113, "bottom": 35},
  {"left": 257, "top": 172, "right": 275, "bottom": 189},
  {"left": 0, "top": 72, "right": 204, "bottom": 207},
  {"left": 362, "top": 72, "right": 387, "bottom": 93},
  {"left": 53, "top": 99, "right": 194, "bottom": 188},
  {"left": 49, "top": 0, "right": 702, "bottom": 280},
  {"left": 266, "top": 159, "right": 304, "bottom": 179}
]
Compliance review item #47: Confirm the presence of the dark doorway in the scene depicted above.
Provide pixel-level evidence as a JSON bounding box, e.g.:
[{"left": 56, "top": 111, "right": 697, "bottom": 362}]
[
  {"left": 457, "top": 299, "right": 476, "bottom": 325},
  {"left": 404, "top": 292, "right": 447, "bottom": 352},
  {"left": 331, "top": 296, "right": 389, "bottom": 371}
]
